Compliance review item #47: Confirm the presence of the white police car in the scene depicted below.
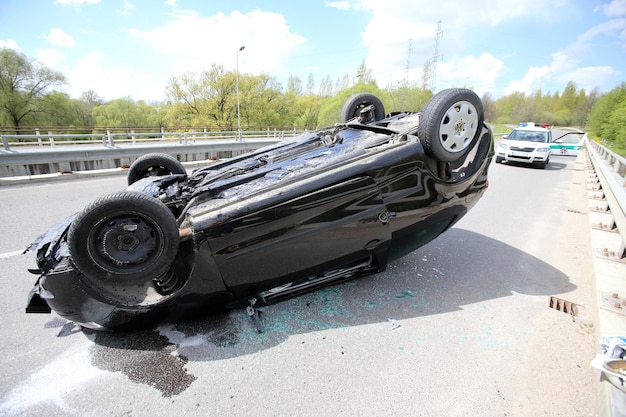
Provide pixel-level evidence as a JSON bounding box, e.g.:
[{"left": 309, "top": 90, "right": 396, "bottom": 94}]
[{"left": 496, "top": 126, "right": 552, "bottom": 168}]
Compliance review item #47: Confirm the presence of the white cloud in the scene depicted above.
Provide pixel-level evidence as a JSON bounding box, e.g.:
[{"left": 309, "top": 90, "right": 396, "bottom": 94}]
[
  {"left": 68, "top": 50, "right": 164, "bottom": 101},
  {"left": 55, "top": 0, "right": 100, "bottom": 5},
  {"left": 164, "top": 0, "right": 177, "bottom": 6},
  {"left": 503, "top": 51, "right": 620, "bottom": 95},
  {"left": 0, "top": 39, "right": 20, "bottom": 51},
  {"left": 438, "top": 53, "right": 506, "bottom": 96},
  {"left": 503, "top": 65, "right": 552, "bottom": 95},
  {"left": 46, "top": 28, "right": 75, "bottom": 48},
  {"left": 36, "top": 48, "right": 65, "bottom": 68},
  {"left": 336, "top": 0, "right": 573, "bottom": 92},
  {"left": 126, "top": 9, "right": 306, "bottom": 78},
  {"left": 116, "top": 0, "right": 136, "bottom": 16},
  {"left": 595, "top": 0, "right": 626, "bottom": 17},
  {"left": 325, "top": 1, "right": 353, "bottom": 11}
]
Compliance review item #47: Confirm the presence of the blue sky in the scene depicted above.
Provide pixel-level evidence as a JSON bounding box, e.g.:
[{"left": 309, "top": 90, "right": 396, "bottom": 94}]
[{"left": 1, "top": 0, "right": 625, "bottom": 102}]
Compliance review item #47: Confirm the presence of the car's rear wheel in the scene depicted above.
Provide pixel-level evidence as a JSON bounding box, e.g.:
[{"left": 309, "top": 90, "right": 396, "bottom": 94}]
[
  {"left": 128, "top": 153, "right": 186, "bottom": 185},
  {"left": 340, "top": 93, "right": 385, "bottom": 123},
  {"left": 68, "top": 191, "right": 179, "bottom": 284},
  {"left": 418, "top": 88, "right": 484, "bottom": 163}
]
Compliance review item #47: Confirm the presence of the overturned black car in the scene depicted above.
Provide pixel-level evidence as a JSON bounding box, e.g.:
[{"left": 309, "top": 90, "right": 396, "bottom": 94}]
[{"left": 26, "top": 88, "right": 494, "bottom": 330}]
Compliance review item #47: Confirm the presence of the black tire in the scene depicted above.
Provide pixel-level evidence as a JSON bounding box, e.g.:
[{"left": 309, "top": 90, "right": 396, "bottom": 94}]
[
  {"left": 340, "top": 93, "right": 385, "bottom": 123},
  {"left": 128, "top": 153, "right": 186, "bottom": 185},
  {"left": 418, "top": 88, "right": 484, "bottom": 163},
  {"left": 68, "top": 191, "right": 179, "bottom": 283}
]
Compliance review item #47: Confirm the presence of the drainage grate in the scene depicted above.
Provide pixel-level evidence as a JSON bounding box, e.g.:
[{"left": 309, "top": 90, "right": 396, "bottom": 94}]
[{"left": 549, "top": 296, "right": 579, "bottom": 317}]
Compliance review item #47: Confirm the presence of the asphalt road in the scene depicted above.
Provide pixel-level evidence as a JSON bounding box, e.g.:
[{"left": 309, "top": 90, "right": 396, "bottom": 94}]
[{"left": 0, "top": 153, "right": 598, "bottom": 417}]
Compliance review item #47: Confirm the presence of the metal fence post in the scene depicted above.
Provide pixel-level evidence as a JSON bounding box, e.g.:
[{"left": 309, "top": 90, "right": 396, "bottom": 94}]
[
  {"left": 107, "top": 129, "right": 114, "bottom": 146},
  {"left": 48, "top": 131, "right": 55, "bottom": 148},
  {"left": 36, "top": 128, "right": 42, "bottom": 146},
  {"left": 1, "top": 136, "right": 9, "bottom": 151},
  {"left": 131, "top": 129, "right": 136, "bottom": 145}
]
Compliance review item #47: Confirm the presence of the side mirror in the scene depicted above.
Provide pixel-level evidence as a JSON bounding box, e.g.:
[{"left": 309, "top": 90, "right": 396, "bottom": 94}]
[{"left": 502, "top": 135, "right": 508, "bottom": 139}]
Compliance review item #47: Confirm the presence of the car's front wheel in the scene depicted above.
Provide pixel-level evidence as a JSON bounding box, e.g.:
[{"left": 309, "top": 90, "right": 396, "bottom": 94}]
[
  {"left": 67, "top": 191, "right": 180, "bottom": 284},
  {"left": 418, "top": 88, "right": 484, "bottom": 163}
]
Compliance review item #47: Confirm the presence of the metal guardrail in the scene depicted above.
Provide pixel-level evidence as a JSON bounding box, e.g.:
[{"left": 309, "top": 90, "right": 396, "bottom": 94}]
[
  {"left": 1, "top": 128, "right": 306, "bottom": 151},
  {"left": 585, "top": 136, "right": 626, "bottom": 259},
  {"left": 0, "top": 128, "right": 312, "bottom": 177}
]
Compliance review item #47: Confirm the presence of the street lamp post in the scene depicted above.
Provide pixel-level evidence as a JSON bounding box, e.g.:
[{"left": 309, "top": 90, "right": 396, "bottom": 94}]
[{"left": 236, "top": 45, "right": 245, "bottom": 141}]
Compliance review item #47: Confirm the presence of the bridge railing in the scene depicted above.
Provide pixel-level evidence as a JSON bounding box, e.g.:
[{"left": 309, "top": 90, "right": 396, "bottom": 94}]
[
  {"left": 0, "top": 130, "right": 307, "bottom": 177},
  {"left": 1, "top": 128, "right": 307, "bottom": 151},
  {"left": 585, "top": 137, "right": 626, "bottom": 259}
]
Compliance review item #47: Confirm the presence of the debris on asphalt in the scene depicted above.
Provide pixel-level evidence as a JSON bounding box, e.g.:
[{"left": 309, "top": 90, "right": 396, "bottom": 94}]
[{"left": 387, "top": 318, "right": 401, "bottom": 330}]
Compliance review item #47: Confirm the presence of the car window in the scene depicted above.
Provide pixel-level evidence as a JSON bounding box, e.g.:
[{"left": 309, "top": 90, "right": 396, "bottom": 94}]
[{"left": 509, "top": 130, "right": 548, "bottom": 142}]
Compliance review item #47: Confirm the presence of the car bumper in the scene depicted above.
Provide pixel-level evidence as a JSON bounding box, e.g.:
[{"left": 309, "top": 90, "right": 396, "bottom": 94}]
[{"left": 496, "top": 150, "right": 550, "bottom": 164}]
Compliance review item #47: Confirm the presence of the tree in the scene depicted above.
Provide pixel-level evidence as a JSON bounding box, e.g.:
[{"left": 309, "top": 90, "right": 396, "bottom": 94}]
[
  {"left": 588, "top": 82, "right": 626, "bottom": 148},
  {"left": 165, "top": 71, "right": 208, "bottom": 124},
  {"left": 305, "top": 73, "right": 315, "bottom": 95},
  {"left": 571, "top": 87, "right": 600, "bottom": 127},
  {"left": 73, "top": 90, "right": 104, "bottom": 128},
  {"left": 239, "top": 73, "right": 283, "bottom": 127},
  {"left": 38, "top": 91, "right": 81, "bottom": 127},
  {"left": 0, "top": 48, "right": 66, "bottom": 130},
  {"left": 92, "top": 98, "right": 136, "bottom": 127},
  {"left": 318, "top": 75, "right": 334, "bottom": 97},
  {"left": 92, "top": 97, "right": 163, "bottom": 128},
  {"left": 356, "top": 60, "right": 374, "bottom": 84},
  {"left": 384, "top": 83, "right": 432, "bottom": 113},
  {"left": 481, "top": 92, "right": 496, "bottom": 122},
  {"left": 420, "top": 60, "right": 432, "bottom": 90},
  {"left": 287, "top": 76, "right": 302, "bottom": 95}
]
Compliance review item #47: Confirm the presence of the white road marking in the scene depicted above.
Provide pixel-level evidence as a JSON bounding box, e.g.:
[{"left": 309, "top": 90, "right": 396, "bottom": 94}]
[{"left": 0, "top": 250, "right": 24, "bottom": 259}]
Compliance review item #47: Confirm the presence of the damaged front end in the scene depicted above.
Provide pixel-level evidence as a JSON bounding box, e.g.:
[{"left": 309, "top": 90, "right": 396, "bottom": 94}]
[{"left": 25, "top": 215, "right": 118, "bottom": 328}]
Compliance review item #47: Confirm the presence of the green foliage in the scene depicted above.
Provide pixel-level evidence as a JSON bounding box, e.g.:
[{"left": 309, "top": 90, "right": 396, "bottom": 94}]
[
  {"left": 490, "top": 82, "right": 603, "bottom": 129},
  {"left": 383, "top": 83, "right": 432, "bottom": 113},
  {"left": 588, "top": 82, "right": 626, "bottom": 148},
  {"left": 92, "top": 97, "right": 162, "bottom": 128},
  {"left": 0, "top": 48, "right": 66, "bottom": 129},
  {"left": 488, "top": 124, "right": 514, "bottom": 135}
]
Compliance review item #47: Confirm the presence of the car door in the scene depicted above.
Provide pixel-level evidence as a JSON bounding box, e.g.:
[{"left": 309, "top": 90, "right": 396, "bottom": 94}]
[{"left": 206, "top": 175, "right": 391, "bottom": 290}]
